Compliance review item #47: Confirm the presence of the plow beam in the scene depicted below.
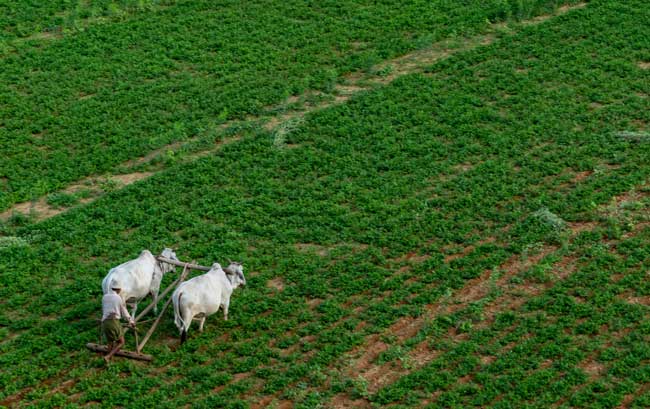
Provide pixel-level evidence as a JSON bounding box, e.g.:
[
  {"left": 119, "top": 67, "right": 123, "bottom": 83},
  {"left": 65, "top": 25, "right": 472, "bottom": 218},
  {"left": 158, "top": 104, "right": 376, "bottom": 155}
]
[{"left": 86, "top": 343, "right": 153, "bottom": 361}]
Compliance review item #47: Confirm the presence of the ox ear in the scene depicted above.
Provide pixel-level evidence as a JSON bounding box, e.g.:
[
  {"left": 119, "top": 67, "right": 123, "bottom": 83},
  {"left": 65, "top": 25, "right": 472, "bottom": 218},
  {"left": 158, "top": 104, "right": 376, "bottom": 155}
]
[{"left": 161, "top": 247, "right": 178, "bottom": 261}]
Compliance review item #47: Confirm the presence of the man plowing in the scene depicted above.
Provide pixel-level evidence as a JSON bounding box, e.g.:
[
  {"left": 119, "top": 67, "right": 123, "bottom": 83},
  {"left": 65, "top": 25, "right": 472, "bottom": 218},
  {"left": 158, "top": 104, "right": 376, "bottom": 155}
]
[{"left": 101, "top": 285, "right": 135, "bottom": 362}]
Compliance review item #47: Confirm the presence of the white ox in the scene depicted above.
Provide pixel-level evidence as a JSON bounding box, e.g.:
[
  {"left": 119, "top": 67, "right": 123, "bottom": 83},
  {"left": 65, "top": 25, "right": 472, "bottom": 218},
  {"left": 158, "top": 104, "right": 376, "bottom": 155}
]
[
  {"left": 172, "top": 262, "right": 245, "bottom": 344},
  {"left": 102, "top": 248, "right": 179, "bottom": 316}
]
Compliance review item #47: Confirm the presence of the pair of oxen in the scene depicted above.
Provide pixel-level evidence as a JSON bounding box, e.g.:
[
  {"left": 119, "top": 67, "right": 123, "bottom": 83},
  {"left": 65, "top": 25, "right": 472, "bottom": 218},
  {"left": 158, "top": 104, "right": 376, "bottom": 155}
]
[{"left": 101, "top": 248, "right": 246, "bottom": 344}]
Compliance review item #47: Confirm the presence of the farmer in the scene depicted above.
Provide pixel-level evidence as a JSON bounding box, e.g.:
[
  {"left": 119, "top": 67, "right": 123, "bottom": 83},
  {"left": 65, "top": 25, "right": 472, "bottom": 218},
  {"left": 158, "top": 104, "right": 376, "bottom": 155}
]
[{"left": 101, "top": 286, "right": 135, "bottom": 362}]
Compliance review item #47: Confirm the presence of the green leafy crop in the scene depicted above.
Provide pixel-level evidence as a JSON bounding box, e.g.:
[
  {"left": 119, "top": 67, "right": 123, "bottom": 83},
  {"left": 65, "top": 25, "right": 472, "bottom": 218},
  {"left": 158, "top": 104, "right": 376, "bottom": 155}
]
[{"left": 1, "top": 0, "right": 649, "bottom": 408}]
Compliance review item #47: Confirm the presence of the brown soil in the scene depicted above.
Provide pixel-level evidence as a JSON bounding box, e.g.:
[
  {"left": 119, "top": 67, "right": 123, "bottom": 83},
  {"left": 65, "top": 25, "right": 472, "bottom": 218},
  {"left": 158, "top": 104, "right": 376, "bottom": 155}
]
[
  {"left": 0, "top": 388, "right": 34, "bottom": 407},
  {"left": 331, "top": 394, "right": 371, "bottom": 409},
  {"left": 480, "top": 355, "right": 496, "bottom": 365},
  {"left": 623, "top": 295, "right": 650, "bottom": 306},
  {"left": 295, "top": 243, "right": 331, "bottom": 257},
  {"left": 579, "top": 358, "right": 605, "bottom": 379},
  {"left": 391, "top": 251, "right": 431, "bottom": 264},
  {"left": 335, "top": 85, "right": 370, "bottom": 95},
  {"left": 524, "top": 2, "right": 587, "bottom": 25},
  {"left": 567, "top": 221, "right": 599, "bottom": 235},
  {"left": 618, "top": 383, "right": 650, "bottom": 409},
  {"left": 0, "top": 172, "right": 152, "bottom": 222},
  {"left": 267, "top": 277, "right": 285, "bottom": 291},
  {"left": 571, "top": 170, "right": 593, "bottom": 183},
  {"left": 552, "top": 254, "right": 579, "bottom": 280},
  {"left": 110, "top": 172, "right": 154, "bottom": 185},
  {"left": 444, "top": 237, "right": 497, "bottom": 263},
  {"left": 307, "top": 298, "right": 323, "bottom": 308},
  {"left": 26, "top": 31, "right": 62, "bottom": 41}
]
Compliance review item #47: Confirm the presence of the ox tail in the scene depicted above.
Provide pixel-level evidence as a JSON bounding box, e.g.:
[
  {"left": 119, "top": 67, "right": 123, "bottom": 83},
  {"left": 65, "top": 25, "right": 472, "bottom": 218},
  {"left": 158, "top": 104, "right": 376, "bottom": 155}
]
[{"left": 173, "top": 292, "right": 188, "bottom": 344}]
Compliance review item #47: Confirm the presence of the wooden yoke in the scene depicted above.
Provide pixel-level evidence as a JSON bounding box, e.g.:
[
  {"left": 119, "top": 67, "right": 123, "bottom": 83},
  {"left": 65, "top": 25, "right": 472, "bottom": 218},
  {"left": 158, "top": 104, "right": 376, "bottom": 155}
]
[{"left": 156, "top": 256, "right": 211, "bottom": 271}]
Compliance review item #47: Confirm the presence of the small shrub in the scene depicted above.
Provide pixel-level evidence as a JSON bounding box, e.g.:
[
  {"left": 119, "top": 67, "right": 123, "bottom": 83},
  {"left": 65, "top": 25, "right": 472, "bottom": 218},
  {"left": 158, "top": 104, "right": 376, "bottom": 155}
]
[
  {"left": 0, "top": 236, "right": 29, "bottom": 249},
  {"left": 46, "top": 192, "right": 79, "bottom": 209}
]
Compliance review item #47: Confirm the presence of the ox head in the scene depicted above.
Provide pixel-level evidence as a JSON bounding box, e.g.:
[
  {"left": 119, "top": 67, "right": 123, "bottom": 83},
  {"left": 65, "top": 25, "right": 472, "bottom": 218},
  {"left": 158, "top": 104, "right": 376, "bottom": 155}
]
[
  {"left": 224, "top": 261, "right": 246, "bottom": 289},
  {"left": 159, "top": 248, "right": 179, "bottom": 274}
]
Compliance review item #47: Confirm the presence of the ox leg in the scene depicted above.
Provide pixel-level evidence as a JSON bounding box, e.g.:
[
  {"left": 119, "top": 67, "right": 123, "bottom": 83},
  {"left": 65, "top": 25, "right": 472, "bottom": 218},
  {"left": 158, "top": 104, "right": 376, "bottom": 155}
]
[
  {"left": 199, "top": 316, "right": 206, "bottom": 332},
  {"left": 222, "top": 301, "right": 230, "bottom": 321},
  {"left": 150, "top": 291, "right": 159, "bottom": 315}
]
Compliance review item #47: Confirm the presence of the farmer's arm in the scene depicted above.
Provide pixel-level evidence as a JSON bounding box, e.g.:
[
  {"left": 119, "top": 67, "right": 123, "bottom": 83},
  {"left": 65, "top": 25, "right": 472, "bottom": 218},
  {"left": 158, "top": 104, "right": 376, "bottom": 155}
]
[{"left": 120, "top": 300, "right": 135, "bottom": 325}]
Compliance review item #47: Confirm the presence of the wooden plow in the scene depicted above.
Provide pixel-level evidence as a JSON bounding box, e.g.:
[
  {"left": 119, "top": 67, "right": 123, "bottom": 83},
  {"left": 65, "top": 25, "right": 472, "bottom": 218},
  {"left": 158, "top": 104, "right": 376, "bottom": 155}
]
[{"left": 87, "top": 257, "right": 211, "bottom": 361}]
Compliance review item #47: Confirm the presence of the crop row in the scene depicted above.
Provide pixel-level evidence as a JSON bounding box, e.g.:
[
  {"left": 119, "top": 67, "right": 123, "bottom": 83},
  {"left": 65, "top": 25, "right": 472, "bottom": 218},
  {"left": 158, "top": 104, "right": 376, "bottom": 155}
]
[{"left": 367, "top": 210, "right": 650, "bottom": 408}]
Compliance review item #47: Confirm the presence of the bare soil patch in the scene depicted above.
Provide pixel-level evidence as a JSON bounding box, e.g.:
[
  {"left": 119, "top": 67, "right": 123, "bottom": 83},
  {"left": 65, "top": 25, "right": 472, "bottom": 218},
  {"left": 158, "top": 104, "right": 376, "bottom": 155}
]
[
  {"left": 567, "top": 221, "right": 599, "bottom": 235},
  {"left": 26, "top": 31, "right": 62, "bottom": 41},
  {"left": 524, "top": 2, "right": 588, "bottom": 25},
  {"left": 0, "top": 388, "right": 34, "bottom": 407},
  {"left": 454, "top": 162, "right": 475, "bottom": 172},
  {"left": 391, "top": 251, "right": 431, "bottom": 264},
  {"left": 267, "top": 277, "right": 285, "bottom": 291},
  {"left": 552, "top": 254, "right": 579, "bottom": 280},
  {"left": 571, "top": 170, "right": 593, "bottom": 183},
  {"left": 111, "top": 172, "right": 154, "bottom": 185},
  {"left": 351, "top": 334, "right": 388, "bottom": 372},
  {"left": 618, "top": 383, "right": 650, "bottom": 409},
  {"left": 331, "top": 394, "right": 371, "bottom": 409},
  {"left": 0, "top": 172, "right": 153, "bottom": 222},
  {"left": 623, "top": 295, "right": 650, "bottom": 306},
  {"left": 444, "top": 237, "right": 497, "bottom": 263},
  {"left": 481, "top": 355, "right": 497, "bottom": 365},
  {"left": 335, "top": 84, "right": 369, "bottom": 95},
  {"left": 362, "top": 340, "right": 440, "bottom": 395},
  {"left": 295, "top": 243, "right": 331, "bottom": 257},
  {"left": 579, "top": 357, "right": 606, "bottom": 380}
]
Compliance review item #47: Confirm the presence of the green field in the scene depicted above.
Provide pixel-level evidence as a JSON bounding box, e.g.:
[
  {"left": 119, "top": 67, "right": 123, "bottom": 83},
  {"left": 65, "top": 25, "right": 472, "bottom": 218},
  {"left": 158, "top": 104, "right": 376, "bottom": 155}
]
[
  {"left": 1, "top": 0, "right": 650, "bottom": 407},
  {"left": 0, "top": 0, "right": 586, "bottom": 210}
]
